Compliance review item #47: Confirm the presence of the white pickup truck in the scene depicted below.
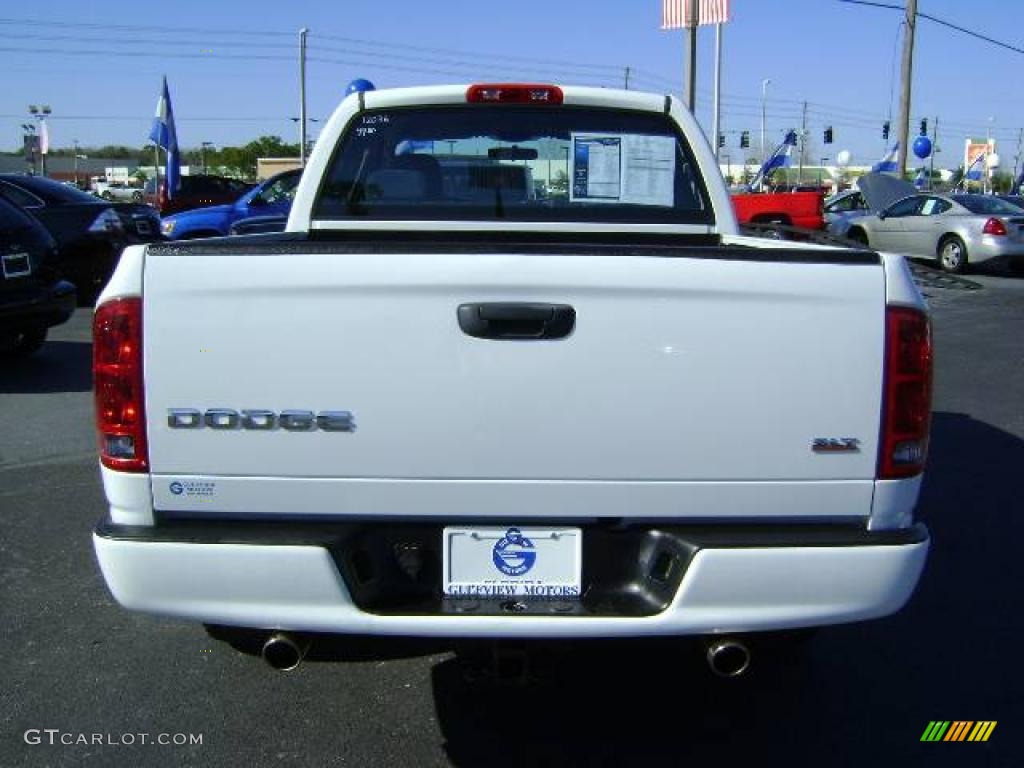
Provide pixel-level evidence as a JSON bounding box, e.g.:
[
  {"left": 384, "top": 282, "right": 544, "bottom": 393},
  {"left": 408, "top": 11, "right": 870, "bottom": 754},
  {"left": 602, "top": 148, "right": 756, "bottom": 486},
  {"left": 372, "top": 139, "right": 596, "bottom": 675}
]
[{"left": 92, "top": 84, "right": 931, "bottom": 675}]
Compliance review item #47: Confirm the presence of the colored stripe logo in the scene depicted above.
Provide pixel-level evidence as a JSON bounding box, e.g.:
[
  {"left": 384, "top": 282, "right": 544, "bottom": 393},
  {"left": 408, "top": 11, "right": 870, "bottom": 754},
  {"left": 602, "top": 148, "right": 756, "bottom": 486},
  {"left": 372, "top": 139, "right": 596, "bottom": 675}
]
[{"left": 921, "top": 721, "right": 996, "bottom": 742}]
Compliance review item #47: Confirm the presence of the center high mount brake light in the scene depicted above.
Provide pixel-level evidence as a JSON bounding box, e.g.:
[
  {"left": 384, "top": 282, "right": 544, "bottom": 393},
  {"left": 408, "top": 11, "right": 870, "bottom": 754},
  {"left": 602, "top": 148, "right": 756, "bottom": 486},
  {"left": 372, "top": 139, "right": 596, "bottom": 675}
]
[{"left": 466, "top": 84, "right": 563, "bottom": 105}]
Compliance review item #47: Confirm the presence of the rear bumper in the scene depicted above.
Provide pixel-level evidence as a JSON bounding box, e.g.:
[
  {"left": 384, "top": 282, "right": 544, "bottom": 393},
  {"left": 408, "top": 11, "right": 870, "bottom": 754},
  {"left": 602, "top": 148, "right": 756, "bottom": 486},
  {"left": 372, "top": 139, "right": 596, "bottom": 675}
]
[
  {"left": 969, "top": 236, "right": 1024, "bottom": 264},
  {"left": 0, "top": 280, "right": 76, "bottom": 330},
  {"left": 93, "top": 519, "right": 929, "bottom": 637}
]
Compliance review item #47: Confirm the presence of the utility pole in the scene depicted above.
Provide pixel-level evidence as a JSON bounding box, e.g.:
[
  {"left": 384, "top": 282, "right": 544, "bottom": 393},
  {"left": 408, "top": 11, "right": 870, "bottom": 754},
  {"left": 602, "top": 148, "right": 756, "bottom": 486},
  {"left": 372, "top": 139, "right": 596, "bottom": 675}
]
[
  {"left": 299, "top": 27, "right": 308, "bottom": 167},
  {"left": 798, "top": 101, "right": 808, "bottom": 185},
  {"left": 1013, "top": 128, "right": 1023, "bottom": 193},
  {"left": 623, "top": 66, "right": 631, "bottom": 90},
  {"left": 73, "top": 139, "right": 79, "bottom": 187},
  {"left": 684, "top": 0, "right": 697, "bottom": 111},
  {"left": 760, "top": 79, "right": 771, "bottom": 166},
  {"left": 896, "top": 0, "right": 918, "bottom": 178}
]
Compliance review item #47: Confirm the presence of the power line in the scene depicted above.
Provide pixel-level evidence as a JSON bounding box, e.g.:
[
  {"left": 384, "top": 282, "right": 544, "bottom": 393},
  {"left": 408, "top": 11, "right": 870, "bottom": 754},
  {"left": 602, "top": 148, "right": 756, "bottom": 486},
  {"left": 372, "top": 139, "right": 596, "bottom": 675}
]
[
  {"left": 0, "top": 16, "right": 291, "bottom": 38},
  {"left": 307, "top": 55, "right": 614, "bottom": 88},
  {"left": 307, "top": 42, "right": 622, "bottom": 83},
  {"left": 836, "top": 0, "right": 1024, "bottom": 55},
  {"left": 310, "top": 33, "right": 624, "bottom": 74},
  {"left": 0, "top": 45, "right": 294, "bottom": 61},
  {"left": 8, "top": 30, "right": 299, "bottom": 49},
  {"left": 0, "top": 114, "right": 306, "bottom": 122}
]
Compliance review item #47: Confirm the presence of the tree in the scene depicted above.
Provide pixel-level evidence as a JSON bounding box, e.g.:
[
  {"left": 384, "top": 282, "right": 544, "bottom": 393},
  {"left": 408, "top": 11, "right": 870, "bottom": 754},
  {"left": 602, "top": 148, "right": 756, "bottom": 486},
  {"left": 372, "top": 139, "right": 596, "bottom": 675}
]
[{"left": 202, "top": 135, "right": 300, "bottom": 178}]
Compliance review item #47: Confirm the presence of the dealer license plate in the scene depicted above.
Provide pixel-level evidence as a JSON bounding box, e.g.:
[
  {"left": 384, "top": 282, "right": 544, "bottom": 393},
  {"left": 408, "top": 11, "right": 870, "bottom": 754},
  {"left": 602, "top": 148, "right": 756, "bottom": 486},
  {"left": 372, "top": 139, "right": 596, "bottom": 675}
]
[
  {"left": 2, "top": 252, "right": 31, "bottom": 278},
  {"left": 443, "top": 526, "right": 582, "bottom": 600}
]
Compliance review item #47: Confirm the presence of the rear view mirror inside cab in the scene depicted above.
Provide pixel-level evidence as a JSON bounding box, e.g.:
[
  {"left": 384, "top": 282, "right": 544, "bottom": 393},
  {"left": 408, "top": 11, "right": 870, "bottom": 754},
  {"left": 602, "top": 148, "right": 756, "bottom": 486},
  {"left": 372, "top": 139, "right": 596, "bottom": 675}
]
[{"left": 488, "top": 146, "right": 539, "bottom": 161}]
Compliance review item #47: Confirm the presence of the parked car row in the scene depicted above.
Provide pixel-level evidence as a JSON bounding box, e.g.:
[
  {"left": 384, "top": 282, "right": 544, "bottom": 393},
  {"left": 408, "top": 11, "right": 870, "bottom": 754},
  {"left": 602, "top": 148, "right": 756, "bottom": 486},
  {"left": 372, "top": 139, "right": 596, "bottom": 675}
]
[
  {"left": 1, "top": 168, "right": 301, "bottom": 357},
  {"left": 825, "top": 174, "right": 1024, "bottom": 273},
  {"left": 160, "top": 169, "right": 299, "bottom": 239},
  {"left": 0, "top": 195, "right": 76, "bottom": 357},
  {"left": 0, "top": 174, "right": 164, "bottom": 302}
]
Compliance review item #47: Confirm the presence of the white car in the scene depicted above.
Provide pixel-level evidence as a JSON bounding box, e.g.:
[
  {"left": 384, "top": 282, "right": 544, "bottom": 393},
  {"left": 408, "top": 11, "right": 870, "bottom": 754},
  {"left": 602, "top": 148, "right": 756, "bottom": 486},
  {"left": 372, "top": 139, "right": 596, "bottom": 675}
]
[{"left": 94, "top": 180, "right": 143, "bottom": 202}]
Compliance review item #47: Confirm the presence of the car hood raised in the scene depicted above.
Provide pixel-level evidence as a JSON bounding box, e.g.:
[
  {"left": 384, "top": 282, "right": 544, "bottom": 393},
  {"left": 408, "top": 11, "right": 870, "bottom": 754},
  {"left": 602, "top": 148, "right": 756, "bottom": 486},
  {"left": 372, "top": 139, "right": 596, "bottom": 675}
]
[{"left": 856, "top": 173, "right": 917, "bottom": 213}]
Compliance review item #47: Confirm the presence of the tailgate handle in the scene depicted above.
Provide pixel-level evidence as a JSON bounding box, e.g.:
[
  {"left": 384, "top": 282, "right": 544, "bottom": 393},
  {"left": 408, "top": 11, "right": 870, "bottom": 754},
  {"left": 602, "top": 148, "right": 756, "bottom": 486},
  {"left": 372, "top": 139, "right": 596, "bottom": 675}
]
[{"left": 457, "top": 302, "right": 575, "bottom": 340}]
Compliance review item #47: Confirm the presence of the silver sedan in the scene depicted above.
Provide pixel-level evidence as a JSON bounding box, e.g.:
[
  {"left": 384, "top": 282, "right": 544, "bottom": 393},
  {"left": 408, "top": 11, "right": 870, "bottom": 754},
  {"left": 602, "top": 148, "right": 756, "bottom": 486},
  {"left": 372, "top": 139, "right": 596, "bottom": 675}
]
[{"left": 844, "top": 193, "right": 1024, "bottom": 273}]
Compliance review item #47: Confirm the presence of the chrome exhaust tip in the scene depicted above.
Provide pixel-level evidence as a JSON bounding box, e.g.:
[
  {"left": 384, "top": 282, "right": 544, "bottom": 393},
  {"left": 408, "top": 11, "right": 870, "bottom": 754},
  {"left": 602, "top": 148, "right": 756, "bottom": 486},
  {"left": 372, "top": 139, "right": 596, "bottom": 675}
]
[
  {"left": 706, "top": 638, "right": 751, "bottom": 678},
  {"left": 261, "top": 632, "right": 309, "bottom": 671}
]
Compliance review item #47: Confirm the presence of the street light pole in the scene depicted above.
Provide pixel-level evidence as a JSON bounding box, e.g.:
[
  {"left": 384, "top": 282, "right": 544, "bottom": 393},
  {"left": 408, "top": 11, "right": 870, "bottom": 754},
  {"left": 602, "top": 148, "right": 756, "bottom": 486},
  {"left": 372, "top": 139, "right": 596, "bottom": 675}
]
[
  {"left": 22, "top": 123, "right": 37, "bottom": 175},
  {"left": 985, "top": 116, "right": 994, "bottom": 195},
  {"left": 201, "top": 141, "right": 213, "bottom": 174},
  {"left": 761, "top": 79, "right": 771, "bottom": 167},
  {"left": 28, "top": 105, "right": 52, "bottom": 177}
]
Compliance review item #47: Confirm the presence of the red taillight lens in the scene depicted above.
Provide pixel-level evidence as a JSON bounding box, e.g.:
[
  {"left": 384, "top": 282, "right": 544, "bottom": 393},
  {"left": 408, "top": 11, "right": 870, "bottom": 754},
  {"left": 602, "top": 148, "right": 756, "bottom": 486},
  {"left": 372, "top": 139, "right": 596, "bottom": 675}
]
[
  {"left": 879, "top": 307, "right": 932, "bottom": 479},
  {"left": 982, "top": 217, "right": 1007, "bottom": 236},
  {"left": 93, "top": 297, "right": 148, "bottom": 472},
  {"left": 466, "top": 83, "right": 563, "bottom": 105}
]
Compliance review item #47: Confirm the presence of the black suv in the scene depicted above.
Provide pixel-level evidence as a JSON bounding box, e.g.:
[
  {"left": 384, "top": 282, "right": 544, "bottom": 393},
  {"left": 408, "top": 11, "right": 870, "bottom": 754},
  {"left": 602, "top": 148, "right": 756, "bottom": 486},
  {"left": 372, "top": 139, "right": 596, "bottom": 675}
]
[{"left": 0, "top": 196, "right": 76, "bottom": 357}]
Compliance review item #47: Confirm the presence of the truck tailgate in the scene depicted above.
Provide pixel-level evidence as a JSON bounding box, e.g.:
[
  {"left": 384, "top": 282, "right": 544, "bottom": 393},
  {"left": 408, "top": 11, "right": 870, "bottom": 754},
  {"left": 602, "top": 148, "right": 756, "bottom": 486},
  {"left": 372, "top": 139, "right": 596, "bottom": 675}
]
[{"left": 143, "top": 242, "right": 885, "bottom": 520}]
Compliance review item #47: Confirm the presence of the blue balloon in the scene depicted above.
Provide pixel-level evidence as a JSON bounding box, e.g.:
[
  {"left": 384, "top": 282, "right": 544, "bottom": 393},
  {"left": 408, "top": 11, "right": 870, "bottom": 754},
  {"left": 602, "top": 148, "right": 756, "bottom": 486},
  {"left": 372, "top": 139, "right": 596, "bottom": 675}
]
[
  {"left": 345, "top": 78, "right": 376, "bottom": 96},
  {"left": 912, "top": 136, "right": 932, "bottom": 159}
]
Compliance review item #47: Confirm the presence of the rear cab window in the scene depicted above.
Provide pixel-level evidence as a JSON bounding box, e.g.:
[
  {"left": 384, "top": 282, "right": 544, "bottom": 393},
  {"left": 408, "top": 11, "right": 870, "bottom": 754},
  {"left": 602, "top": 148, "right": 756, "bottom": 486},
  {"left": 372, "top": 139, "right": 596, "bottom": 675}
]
[{"left": 313, "top": 105, "right": 712, "bottom": 225}]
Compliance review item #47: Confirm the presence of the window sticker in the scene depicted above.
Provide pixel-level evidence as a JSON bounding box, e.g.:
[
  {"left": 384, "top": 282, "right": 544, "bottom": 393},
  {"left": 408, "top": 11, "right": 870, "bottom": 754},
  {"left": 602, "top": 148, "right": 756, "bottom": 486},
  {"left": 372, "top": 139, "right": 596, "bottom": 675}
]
[
  {"left": 569, "top": 133, "right": 676, "bottom": 207},
  {"left": 354, "top": 113, "right": 391, "bottom": 139},
  {"left": 570, "top": 135, "right": 621, "bottom": 201}
]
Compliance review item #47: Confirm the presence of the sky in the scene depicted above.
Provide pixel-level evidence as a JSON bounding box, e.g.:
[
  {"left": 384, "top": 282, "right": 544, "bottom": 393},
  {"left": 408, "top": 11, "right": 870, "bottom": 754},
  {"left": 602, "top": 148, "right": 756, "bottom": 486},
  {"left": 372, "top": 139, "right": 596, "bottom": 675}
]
[{"left": 1, "top": 0, "right": 1022, "bottom": 171}]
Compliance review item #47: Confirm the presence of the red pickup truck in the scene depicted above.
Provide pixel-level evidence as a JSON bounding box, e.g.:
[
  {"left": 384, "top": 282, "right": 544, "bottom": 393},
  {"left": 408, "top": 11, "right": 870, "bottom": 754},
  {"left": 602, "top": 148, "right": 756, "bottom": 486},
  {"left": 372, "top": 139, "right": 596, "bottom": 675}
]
[{"left": 731, "top": 190, "right": 825, "bottom": 231}]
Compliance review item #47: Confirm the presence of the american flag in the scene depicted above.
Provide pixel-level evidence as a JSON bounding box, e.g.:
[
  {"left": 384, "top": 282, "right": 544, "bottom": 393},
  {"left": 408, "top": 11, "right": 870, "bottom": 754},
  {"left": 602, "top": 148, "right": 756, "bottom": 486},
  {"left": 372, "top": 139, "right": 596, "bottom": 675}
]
[{"left": 662, "top": 0, "right": 730, "bottom": 29}]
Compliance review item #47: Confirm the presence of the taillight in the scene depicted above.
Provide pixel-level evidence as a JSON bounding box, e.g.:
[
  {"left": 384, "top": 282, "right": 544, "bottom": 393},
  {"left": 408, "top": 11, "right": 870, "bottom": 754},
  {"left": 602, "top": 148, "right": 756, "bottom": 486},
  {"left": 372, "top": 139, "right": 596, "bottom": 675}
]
[
  {"left": 88, "top": 208, "right": 124, "bottom": 234},
  {"left": 466, "top": 83, "right": 563, "bottom": 105},
  {"left": 93, "top": 297, "right": 148, "bottom": 472},
  {"left": 879, "top": 307, "right": 932, "bottom": 479},
  {"left": 158, "top": 182, "right": 168, "bottom": 211},
  {"left": 982, "top": 217, "right": 1007, "bottom": 236}
]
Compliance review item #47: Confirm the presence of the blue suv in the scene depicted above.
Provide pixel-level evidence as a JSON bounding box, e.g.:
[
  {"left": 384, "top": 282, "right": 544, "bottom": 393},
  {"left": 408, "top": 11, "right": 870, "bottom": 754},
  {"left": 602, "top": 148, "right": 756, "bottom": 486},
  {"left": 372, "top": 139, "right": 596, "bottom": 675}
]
[{"left": 160, "top": 169, "right": 301, "bottom": 239}]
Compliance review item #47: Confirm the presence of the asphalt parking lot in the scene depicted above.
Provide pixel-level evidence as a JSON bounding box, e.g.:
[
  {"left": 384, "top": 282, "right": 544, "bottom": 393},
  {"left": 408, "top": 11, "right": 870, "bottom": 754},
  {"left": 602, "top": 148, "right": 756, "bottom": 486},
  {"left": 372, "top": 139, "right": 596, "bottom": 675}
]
[{"left": 2, "top": 266, "right": 1022, "bottom": 767}]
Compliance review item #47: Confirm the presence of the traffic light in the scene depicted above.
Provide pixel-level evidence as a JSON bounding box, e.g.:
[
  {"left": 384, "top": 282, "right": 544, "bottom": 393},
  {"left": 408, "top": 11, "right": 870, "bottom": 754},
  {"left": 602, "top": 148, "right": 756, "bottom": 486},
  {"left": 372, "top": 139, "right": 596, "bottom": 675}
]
[
  {"left": 919, "top": 118, "right": 928, "bottom": 136},
  {"left": 718, "top": 134, "right": 725, "bottom": 148},
  {"left": 740, "top": 130, "right": 750, "bottom": 148},
  {"left": 882, "top": 121, "right": 890, "bottom": 140},
  {"left": 824, "top": 126, "right": 834, "bottom": 144}
]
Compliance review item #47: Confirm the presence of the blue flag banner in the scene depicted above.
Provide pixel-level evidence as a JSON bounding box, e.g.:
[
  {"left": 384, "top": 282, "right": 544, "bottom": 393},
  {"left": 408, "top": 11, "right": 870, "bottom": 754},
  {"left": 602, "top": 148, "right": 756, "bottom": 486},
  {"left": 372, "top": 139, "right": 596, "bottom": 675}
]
[
  {"left": 872, "top": 143, "right": 899, "bottom": 174},
  {"left": 748, "top": 130, "right": 797, "bottom": 190},
  {"left": 149, "top": 77, "right": 180, "bottom": 199},
  {"left": 965, "top": 152, "right": 986, "bottom": 181},
  {"left": 913, "top": 167, "right": 927, "bottom": 189}
]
